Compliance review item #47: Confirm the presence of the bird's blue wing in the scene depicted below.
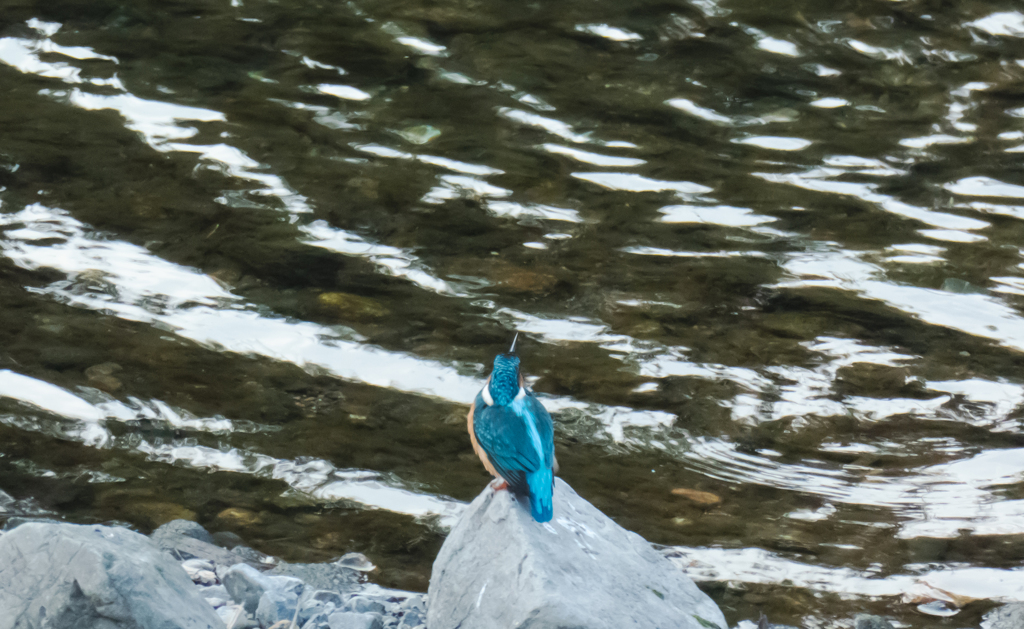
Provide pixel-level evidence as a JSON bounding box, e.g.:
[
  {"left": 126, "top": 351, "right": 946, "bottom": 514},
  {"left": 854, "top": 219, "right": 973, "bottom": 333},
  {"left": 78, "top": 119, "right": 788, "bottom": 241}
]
[
  {"left": 522, "top": 393, "right": 555, "bottom": 521},
  {"left": 524, "top": 394, "right": 555, "bottom": 468},
  {"left": 473, "top": 401, "right": 542, "bottom": 496}
]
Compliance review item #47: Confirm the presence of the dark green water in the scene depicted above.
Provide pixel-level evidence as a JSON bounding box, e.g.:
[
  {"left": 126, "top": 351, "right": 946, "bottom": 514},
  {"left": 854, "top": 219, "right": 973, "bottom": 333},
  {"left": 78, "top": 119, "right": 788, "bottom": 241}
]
[{"left": 3, "top": 0, "right": 1024, "bottom": 625}]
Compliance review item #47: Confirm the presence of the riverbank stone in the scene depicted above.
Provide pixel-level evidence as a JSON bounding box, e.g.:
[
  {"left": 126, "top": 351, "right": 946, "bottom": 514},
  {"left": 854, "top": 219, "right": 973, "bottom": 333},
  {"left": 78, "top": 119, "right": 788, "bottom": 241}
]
[
  {"left": 152, "top": 522, "right": 250, "bottom": 568},
  {"left": 982, "top": 603, "right": 1024, "bottom": 629},
  {"left": 154, "top": 518, "right": 217, "bottom": 545},
  {"left": 428, "top": 478, "right": 727, "bottom": 629},
  {"left": 223, "top": 563, "right": 276, "bottom": 614},
  {"left": 255, "top": 574, "right": 305, "bottom": 627},
  {"left": 853, "top": 615, "right": 894, "bottom": 629},
  {"left": 269, "top": 560, "right": 362, "bottom": 592},
  {"left": 0, "top": 521, "right": 222, "bottom": 629},
  {"left": 327, "top": 611, "right": 384, "bottom": 629}
]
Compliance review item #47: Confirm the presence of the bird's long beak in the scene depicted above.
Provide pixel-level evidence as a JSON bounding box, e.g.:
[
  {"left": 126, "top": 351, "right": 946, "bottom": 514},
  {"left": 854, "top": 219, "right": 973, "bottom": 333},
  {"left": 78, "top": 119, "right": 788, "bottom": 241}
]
[{"left": 509, "top": 332, "right": 519, "bottom": 353}]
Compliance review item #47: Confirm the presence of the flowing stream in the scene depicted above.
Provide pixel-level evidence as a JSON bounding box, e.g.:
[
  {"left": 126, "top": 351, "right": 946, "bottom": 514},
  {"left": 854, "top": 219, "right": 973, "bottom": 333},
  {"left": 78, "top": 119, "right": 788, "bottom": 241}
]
[{"left": 2, "top": 0, "right": 1024, "bottom": 626}]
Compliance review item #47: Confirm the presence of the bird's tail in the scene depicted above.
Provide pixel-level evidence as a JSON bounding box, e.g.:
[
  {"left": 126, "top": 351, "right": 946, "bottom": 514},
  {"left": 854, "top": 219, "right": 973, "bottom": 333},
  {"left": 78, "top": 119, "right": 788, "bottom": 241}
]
[{"left": 527, "top": 468, "right": 553, "bottom": 522}]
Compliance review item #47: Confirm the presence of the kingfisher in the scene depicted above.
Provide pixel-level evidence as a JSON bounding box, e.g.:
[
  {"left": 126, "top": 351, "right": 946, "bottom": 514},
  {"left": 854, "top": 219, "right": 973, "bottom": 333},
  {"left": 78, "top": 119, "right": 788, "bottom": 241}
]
[{"left": 467, "top": 334, "right": 556, "bottom": 522}]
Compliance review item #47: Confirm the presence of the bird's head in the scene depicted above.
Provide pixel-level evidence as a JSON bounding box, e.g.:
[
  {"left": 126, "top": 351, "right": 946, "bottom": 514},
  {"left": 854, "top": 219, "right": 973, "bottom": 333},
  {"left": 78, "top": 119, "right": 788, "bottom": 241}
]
[{"left": 486, "top": 336, "right": 522, "bottom": 406}]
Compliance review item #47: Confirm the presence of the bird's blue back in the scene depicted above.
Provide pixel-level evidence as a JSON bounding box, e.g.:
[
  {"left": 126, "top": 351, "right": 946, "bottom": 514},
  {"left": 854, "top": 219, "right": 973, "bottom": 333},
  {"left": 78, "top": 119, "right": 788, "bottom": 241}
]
[{"left": 473, "top": 353, "right": 555, "bottom": 522}]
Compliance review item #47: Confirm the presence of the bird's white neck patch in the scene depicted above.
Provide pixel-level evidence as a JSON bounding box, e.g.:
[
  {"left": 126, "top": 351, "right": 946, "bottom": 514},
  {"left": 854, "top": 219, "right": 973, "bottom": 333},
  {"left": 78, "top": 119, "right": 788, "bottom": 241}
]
[
  {"left": 514, "top": 387, "right": 527, "bottom": 401},
  {"left": 481, "top": 384, "right": 494, "bottom": 406}
]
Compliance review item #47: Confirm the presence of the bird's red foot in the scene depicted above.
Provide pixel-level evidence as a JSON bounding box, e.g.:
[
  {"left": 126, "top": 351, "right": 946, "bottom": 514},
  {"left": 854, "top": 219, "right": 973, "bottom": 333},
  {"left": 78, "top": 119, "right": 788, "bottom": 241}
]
[{"left": 491, "top": 480, "right": 508, "bottom": 491}]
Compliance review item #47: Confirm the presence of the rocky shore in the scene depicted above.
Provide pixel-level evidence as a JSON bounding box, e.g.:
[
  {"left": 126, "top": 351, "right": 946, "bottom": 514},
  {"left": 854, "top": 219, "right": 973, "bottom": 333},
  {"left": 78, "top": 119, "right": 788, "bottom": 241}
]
[
  {"left": 1, "top": 483, "right": 1020, "bottom": 629},
  {"left": 0, "top": 517, "right": 425, "bottom": 629}
]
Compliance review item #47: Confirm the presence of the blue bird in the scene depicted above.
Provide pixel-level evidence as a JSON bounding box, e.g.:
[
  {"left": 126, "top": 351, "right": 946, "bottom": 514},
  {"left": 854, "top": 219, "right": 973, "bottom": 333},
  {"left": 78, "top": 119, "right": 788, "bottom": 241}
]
[{"left": 467, "top": 334, "right": 556, "bottom": 522}]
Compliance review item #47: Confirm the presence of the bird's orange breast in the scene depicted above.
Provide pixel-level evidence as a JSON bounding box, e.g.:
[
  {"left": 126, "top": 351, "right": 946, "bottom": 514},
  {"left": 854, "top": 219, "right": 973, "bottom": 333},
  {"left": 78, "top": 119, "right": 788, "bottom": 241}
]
[{"left": 467, "top": 399, "right": 502, "bottom": 480}]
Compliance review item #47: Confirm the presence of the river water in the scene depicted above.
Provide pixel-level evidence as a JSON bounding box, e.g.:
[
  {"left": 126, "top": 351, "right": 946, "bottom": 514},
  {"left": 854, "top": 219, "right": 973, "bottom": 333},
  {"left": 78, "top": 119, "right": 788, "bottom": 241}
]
[{"left": 2, "top": 0, "right": 1024, "bottom": 626}]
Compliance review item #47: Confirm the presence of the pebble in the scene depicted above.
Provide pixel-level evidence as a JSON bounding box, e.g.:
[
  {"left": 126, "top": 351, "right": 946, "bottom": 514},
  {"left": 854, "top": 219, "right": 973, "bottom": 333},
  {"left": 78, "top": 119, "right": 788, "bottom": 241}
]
[
  {"left": 216, "top": 605, "right": 257, "bottom": 628},
  {"left": 200, "top": 584, "right": 229, "bottom": 601},
  {"left": 317, "top": 292, "right": 389, "bottom": 320},
  {"left": 216, "top": 507, "right": 262, "bottom": 527},
  {"left": 398, "top": 608, "right": 423, "bottom": 627},
  {"left": 88, "top": 373, "right": 123, "bottom": 392},
  {"left": 233, "top": 544, "right": 277, "bottom": 565},
  {"left": 206, "top": 550, "right": 411, "bottom": 629},
  {"left": 255, "top": 578, "right": 304, "bottom": 628},
  {"left": 336, "top": 552, "right": 375, "bottom": 572},
  {"left": 853, "top": 615, "right": 895, "bottom": 629},
  {"left": 670, "top": 487, "right": 722, "bottom": 505},
  {"left": 194, "top": 569, "right": 218, "bottom": 585},
  {"left": 327, "top": 611, "right": 384, "bottom": 629},
  {"left": 302, "top": 611, "right": 332, "bottom": 629},
  {"left": 181, "top": 559, "right": 219, "bottom": 585},
  {"left": 223, "top": 563, "right": 274, "bottom": 614},
  {"left": 345, "top": 596, "right": 386, "bottom": 615},
  {"left": 181, "top": 558, "right": 215, "bottom": 574}
]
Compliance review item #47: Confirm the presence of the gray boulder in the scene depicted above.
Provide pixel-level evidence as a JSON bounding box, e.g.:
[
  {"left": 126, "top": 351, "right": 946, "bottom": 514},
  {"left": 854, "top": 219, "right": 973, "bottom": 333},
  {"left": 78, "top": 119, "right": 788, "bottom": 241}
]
[
  {"left": 0, "top": 522, "right": 222, "bottom": 629},
  {"left": 428, "top": 479, "right": 727, "bottom": 629},
  {"left": 983, "top": 604, "right": 1024, "bottom": 629}
]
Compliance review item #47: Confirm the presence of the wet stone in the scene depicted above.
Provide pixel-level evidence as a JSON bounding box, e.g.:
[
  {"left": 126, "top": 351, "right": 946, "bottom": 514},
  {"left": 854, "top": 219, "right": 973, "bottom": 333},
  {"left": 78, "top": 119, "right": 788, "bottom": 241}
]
[
  {"left": 87, "top": 373, "right": 123, "bottom": 392},
  {"left": 39, "top": 346, "right": 102, "bottom": 370},
  {"left": 153, "top": 518, "right": 216, "bottom": 545},
  {"left": 395, "top": 125, "right": 441, "bottom": 145},
  {"left": 834, "top": 363, "right": 910, "bottom": 398},
  {"left": 84, "top": 361, "right": 122, "bottom": 378},
  {"left": 216, "top": 506, "right": 262, "bottom": 528},
  {"left": 85, "top": 361, "right": 125, "bottom": 392},
  {"left": 853, "top": 615, "right": 895, "bottom": 629},
  {"left": 212, "top": 530, "right": 246, "bottom": 548},
  {"left": 337, "top": 552, "right": 376, "bottom": 572},
  {"left": 497, "top": 269, "right": 558, "bottom": 293},
  {"left": 671, "top": 487, "right": 722, "bottom": 506},
  {"left": 318, "top": 292, "right": 390, "bottom": 320}
]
